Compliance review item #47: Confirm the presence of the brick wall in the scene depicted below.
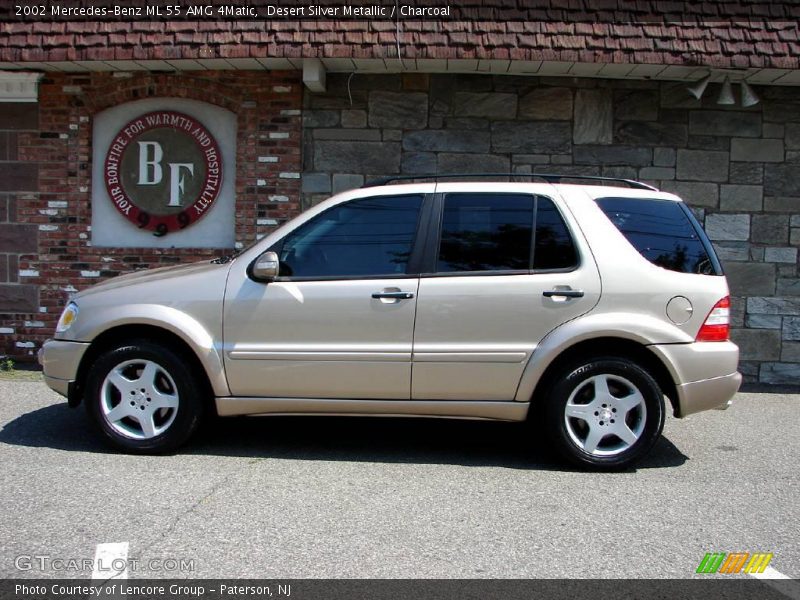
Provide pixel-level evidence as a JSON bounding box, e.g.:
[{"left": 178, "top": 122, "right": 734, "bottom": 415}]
[
  {"left": 0, "top": 70, "right": 302, "bottom": 361},
  {"left": 302, "top": 73, "right": 800, "bottom": 384}
]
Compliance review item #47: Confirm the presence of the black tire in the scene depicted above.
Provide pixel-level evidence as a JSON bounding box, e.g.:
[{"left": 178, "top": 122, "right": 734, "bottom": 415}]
[
  {"left": 543, "top": 357, "right": 665, "bottom": 471},
  {"left": 84, "top": 339, "right": 206, "bottom": 454}
]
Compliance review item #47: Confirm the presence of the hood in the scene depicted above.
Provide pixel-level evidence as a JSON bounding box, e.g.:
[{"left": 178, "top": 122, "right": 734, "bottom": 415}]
[{"left": 76, "top": 259, "right": 231, "bottom": 299}]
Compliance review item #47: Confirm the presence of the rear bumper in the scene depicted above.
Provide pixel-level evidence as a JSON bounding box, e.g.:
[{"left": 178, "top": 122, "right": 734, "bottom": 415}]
[
  {"left": 650, "top": 341, "right": 741, "bottom": 417},
  {"left": 39, "top": 338, "right": 89, "bottom": 401}
]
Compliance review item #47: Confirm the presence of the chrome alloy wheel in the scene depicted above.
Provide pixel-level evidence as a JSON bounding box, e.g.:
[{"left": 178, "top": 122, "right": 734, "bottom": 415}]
[
  {"left": 100, "top": 359, "right": 179, "bottom": 440},
  {"left": 563, "top": 374, "right": 647, "bottom": 457}
]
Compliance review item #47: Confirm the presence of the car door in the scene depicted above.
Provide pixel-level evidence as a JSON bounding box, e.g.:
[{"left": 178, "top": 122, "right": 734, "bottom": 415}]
[
  {"left": 223, "top": 191, "right": 430, "bottom": 399},
  {"left": 412, "top": 186, "right": 601, "bottom": 401}
]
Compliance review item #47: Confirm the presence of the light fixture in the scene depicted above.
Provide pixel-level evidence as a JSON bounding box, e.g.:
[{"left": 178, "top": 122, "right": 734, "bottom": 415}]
[
  {"left": 740, "top": 81, "right": 760, "bottom": 107},
  {"left": 717, "top": 76, "right": 735, "bottom": 105},
  {"left": 687, "top": 74, "right": 712, "bottom": 100}
]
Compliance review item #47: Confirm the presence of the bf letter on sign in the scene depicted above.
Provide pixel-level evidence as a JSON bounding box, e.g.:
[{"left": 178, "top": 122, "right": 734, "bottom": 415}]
[{"left": 137, "top": 141, "right": 195, "bottom": 207}]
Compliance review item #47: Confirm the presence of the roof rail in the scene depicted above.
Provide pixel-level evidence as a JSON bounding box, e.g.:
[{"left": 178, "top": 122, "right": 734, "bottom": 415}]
[{"left": 362, "top": 173, "right": 659, "bottom": 191}]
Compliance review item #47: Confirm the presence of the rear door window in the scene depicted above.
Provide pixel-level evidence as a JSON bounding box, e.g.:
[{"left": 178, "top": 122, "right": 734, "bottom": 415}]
[
  {"left": 437, "top": 193, "right": 534, "bottom": 272},
  {"left": 596, "top": 197, "right": 721, "bottom": 275}
]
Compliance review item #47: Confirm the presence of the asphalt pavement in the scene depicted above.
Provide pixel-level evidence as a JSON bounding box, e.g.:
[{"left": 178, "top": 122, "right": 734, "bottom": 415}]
[{"left": 0, "top": 379, "right": 798, "bottom": 579}]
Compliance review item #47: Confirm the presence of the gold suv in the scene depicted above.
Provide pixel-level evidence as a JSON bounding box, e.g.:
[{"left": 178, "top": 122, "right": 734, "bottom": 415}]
[{"left": 41, "top": 176, "right": 741, "bottom": 469}]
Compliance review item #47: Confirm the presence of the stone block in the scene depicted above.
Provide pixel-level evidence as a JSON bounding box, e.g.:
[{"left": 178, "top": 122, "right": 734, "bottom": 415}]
[
  {"left": 573, "top": 145, "right": 652, "bottom": 167},
  {"left": 705, "top": 214, "right": 750, "bottom": 241},
  {"left": 730, "top": 296, "right": 745, "bottom": 327},
  {"left": 512, "top": 154, "right": 550, "bottom": 165},
  {"left": 731, "top": 138, "right": 784, "bottom": 163},
  {"left": 574, "top": 89, "right": 612, "bottom": 144},
  {"left": 760, "top": 363, "right": 800, "bottom": 385},
  {"left": 781, "top": 342, "right": 800, "bottom": 362},
  {"left": 614, "top": 122, "right": 688, "bottom": 147},
  {"left": 491, "top": 122, "right": 571, "bottom": 154},
  {"left": 762, "top": 100, "right": 800, "bottom": 123},
  {"left": 712, "top": 243, "right": 749, "bottom": 262},
  {"left": 660, "top": 181, "right": 719, "bottom": 208},
  {"left": 763, "top": 123, "right": 784, "bottom": 138},
  {"left": 747, "top": 296, "right": 800, "bottom": 315},
  {"left": 751, "top": 215, "right": 788, "bottom": 244},
  {"left": 340, "top": 110, "right": 367, "bottom": 128},
  {"left": 314, "top": 141, "right": 401, "bottom": 173},
  {"left": 746, "top": 314, "right": 782, "bottom": 329},
  {"left": 383, "top": 130, "right": 402, "bottom": 141},
  {"left": 783, "top": 316, "right": 800, "bottom": 341},
  {"left": 401, "top": 152, "right": 436, "bottom": 174},
  {"left": 368, "top": 91, "right": 428, "bottom": 129},
  {"left": 453, "top": 92, "right": 517, "bottom": 119},
  {"left": 724, "top": 261, "right": 775, "bottom": 295},
  {"left": 778, "top": 279, "right": 800, "bottom": 296},
  {"left": 444, "top": 118, "right": 489, "bottom": 130},
  {"left": 602, "top": 166, "right": 638, "bottom": 179},
  {"left": 404, "top": 130, "right": 490, "bottom": 153},
  {"left": 764, "top": 165, "right": 800, "bottom": 197},
  {"left": 676, "top": 150, "right": 729, "bottom": 182},
  {"left": 688, "top": 135, "right": 729, "bottom": 151},
  {"left": 518, "top": 87, "right": 573, "bottom": 120},
  {"left": 719, "top": 185, "right": 763, "bottom": 211},
  {"left": 314, "top": 129, "right": 382, "bottom": 141},
  {"left": 729, "top": 163, "right": 763, "bottom": 185},
  {"left": 653, "top": 147, "right": 676, "bottom": 167},
  {"left": 731, "top": 328, "right": 781, "bottom": 361},
  {"left": 689, "top": 111, "right": 761, "bottom": 137},
  {"left": 639, "top": 167, "right": 675, "bottom": 180},
  {"left": 438, "top": 153, "right": 510, "bottom": 173},
  {"left": 786, "top": 123, "right": 800, "bottom": 150},
  {"left": 765, "top": 196, "right": 800, "bottom": 212},
  {"left": 0, "top": 283, "right": 38, "bottom": 313},
  {"left": 303, "top": 110, "right": 339, "bottom": 128},
  {"left": 332, "top": 174, "right": 364, "bottom": 194},
  {"left": 613, "top": 89, "right": 659, "bottom": 121},
  {"left": 301, "top": 173, "right": 331, "bottom": 194},
  {"left": 765, "top": 247, "right": 798, "bottom": 263}
]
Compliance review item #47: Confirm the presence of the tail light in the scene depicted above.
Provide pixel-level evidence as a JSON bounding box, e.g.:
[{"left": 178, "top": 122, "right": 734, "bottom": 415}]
[{"left": 696, "top": 296, "right": 731, "bottom": 342}]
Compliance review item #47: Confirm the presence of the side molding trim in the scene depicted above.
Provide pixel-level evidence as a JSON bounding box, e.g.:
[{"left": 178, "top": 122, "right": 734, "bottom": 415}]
[{"left": 215, "top": 397, "right": 530, "bottom": 421}]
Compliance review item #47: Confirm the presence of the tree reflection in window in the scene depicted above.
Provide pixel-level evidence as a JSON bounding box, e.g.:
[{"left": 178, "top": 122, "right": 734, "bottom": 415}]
[{"left": 438, "top": 194, "right": 533, "bottom": 272}]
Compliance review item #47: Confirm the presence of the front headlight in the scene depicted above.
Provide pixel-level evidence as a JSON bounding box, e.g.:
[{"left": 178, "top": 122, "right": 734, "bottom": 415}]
[{"left": 55, "top": 302, "right": 79, "bottom": 334}]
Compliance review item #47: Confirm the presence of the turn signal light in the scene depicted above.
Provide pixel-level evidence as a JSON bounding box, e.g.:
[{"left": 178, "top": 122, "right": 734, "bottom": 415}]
[{"left": 696, "top": 296, "right": 730, "bottom": 342}]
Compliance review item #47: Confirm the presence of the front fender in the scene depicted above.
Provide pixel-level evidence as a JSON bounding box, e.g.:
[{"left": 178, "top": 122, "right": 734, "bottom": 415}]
[
  {"left": 514, "top": 312, "right": 692, "bottom": 402},
  {"left": 69, "top": 305, "right": 230, "bottom": 397}
]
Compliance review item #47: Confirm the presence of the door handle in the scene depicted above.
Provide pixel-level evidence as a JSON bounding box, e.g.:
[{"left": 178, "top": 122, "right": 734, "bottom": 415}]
[
  {"left": 543, "top": 289, "right": 584, "bottom": 298},
  {"left": 372, "top": 291, "right": 415, "bottom": 300}
]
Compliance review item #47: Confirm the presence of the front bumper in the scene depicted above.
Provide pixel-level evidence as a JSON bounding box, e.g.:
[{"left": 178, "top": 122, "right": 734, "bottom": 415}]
[
  {"left": 650, "top": 341, "right": 741, "bottom": 417},
  {"left": 39, "top": 338, "right": 90, "bottom": 401}
]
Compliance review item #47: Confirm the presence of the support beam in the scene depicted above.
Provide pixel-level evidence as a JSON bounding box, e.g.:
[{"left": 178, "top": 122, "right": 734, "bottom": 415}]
[
  {"left": 0, "top": 71, "right": 43, "bottom": 102},
  {"left": 303, "top": 58, "right": 326, "bottom": 93}
]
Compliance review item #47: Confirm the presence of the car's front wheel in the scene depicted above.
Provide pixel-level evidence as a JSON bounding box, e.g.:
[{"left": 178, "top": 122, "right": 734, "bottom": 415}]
[
  {"left": 85, "top": 340, "right": 205, "bottom": 453},
  {"left": 543, "top": 357, "right": 665, "bottom": 470}
]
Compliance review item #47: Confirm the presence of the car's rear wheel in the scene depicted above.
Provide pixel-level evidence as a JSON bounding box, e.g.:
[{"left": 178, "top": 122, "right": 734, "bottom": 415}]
[
  {"left": 85, "top": 340, "right": 205, "bottom": 453},
  {"left": 543, "top": 357, "right": 665, "bottom": 470}
]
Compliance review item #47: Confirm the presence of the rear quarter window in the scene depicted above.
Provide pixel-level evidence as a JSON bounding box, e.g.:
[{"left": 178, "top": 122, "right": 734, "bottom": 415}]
[{"left": 596, "top": 197, "right": 722, "bottom": 276}]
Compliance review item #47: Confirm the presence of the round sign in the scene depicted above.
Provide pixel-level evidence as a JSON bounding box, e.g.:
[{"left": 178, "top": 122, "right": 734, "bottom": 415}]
[{"left": 103, "top": 111, "right": 223, "bottom": 236}]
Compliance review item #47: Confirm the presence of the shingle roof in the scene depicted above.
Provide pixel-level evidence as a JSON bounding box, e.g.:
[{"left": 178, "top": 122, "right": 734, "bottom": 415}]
[{"left": 1, "top": 2, "right": 798, "bottom": 69}]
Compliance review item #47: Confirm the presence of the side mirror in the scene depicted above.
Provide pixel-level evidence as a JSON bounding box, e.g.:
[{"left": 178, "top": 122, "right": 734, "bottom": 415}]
[{"left": 251, "top": 251, "right": 280, "bottom": 281}]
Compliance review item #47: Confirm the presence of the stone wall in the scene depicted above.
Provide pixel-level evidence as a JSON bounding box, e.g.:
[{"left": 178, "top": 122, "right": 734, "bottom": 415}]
[
  {"left": 302, "top": 73, "right": 800, "bottom": 384},
  {"left": 0, "top": 70, "right": 302, "bottom": 361}
]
